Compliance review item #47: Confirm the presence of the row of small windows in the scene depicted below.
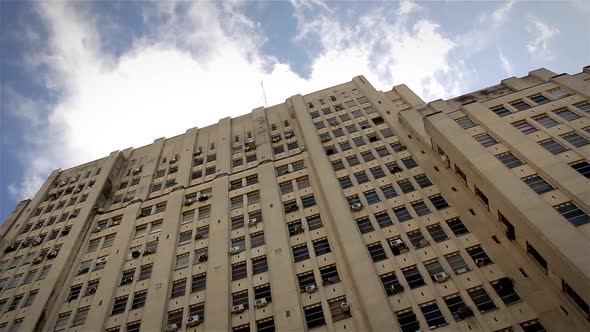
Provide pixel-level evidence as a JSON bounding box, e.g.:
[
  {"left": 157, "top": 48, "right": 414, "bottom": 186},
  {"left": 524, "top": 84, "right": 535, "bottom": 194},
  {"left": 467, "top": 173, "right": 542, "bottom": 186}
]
[{"left": 490, "top": 89, "right": 572, "bottom": 117}]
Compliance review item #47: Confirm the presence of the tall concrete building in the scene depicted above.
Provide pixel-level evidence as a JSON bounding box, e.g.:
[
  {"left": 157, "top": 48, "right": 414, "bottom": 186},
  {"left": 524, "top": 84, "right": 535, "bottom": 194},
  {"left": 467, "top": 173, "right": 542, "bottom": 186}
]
[{"left": 1, "top": 66, "right": 589, "bottom": 332}]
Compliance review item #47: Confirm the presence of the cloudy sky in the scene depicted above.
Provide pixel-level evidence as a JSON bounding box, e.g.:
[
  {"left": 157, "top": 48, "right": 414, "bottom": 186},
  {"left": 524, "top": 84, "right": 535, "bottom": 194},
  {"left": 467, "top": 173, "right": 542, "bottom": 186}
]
[{"left": 0, "top": 0, "right": 588, "bottom": 221}]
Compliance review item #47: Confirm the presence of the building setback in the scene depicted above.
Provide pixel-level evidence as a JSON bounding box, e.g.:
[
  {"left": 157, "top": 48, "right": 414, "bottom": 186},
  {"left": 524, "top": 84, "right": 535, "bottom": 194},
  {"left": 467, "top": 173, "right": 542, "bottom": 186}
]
[{"left": 0, "top": 66, "right": 589, "bottom": 332}]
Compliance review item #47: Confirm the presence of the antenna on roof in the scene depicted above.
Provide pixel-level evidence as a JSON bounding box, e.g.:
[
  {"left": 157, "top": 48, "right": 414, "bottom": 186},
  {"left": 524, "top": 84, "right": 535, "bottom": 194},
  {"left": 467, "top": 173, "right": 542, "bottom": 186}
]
[{"left": 261, "top": 80, "right": 268, "bottom": 107}]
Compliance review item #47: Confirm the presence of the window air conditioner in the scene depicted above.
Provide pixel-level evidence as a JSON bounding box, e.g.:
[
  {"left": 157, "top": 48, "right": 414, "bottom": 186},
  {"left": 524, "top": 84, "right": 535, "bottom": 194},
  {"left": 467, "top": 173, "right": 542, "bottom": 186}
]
[
  {"left": 305, "top": 284, "right": 317, "bottom": 293},
  {"left": 293, "top": 225, "right": 304, "bottom": 234},
  {"left": 197, "top": 194, "right": 209, "bottom": 201},
  {"left": 46, "top": 250, "right": 58, "bottom": 259},
  {"left": 417, "top": 239, "right": 429, "bottom": 248},
  {"left": 165, "top": 324, "right": 178, "bottom": 332},
  {"left": 475, "top": 258, "right": 488, "bottom": 266},
  {"left": 272, "top": 137, "right": 281, "bottom": 143},
  {"left": 390, "top": 284, "right": 403, "bottom": 294},
  {"left": 229, "top": 246, "right": 242, "bottom": 255},
  {"left": 131, "top": 249, "right": 141, "bottom": 258},
  {"left": 389, "top": 239, "right": 404, "bottom": 247},
  {"left": 232, "top": 304, "right": 246, "bottom": 314},
  {"left": 198, "top": 254, "right": 208, "bottom": 262},
  {"left": 248, "top": 218, "right": 259, "bottom": 227},
  {"left": 184, "top": 198, "right": 195, "bottom": 206},
  {"left": 143, "top": 248, "right": 153, "bottom": 256},
  {"left": 96, "top": 257, "right": 108, "bottom": 264},
  {"left": 350, "top": 203, "right": 362, "bottom": 211},
  {"left": 285, "top": 132, "right": 293, "bottom": 138},
  {"left": 121, "top": 276, "right": 134, "bottom": 285},
  {"left": 186, "top": 315, "right": 202, "bottom": 327},
  {"left": 195, "top": 233, "right": 203, "bottom": 240},
  {"left": 456, "top": 267, "right": 469, "bottom": 274},
  {"left": 254, "top": 298, "right": 268, "bottom": 308},
  {"left": 87, "top": 285, "right": 97, "bottom": 294},
  {"left": 433, "top": 272, "right": 449, "bottom": 283},
  {"left": 340, "top": 302, "right": 350, "bottom": 311}
]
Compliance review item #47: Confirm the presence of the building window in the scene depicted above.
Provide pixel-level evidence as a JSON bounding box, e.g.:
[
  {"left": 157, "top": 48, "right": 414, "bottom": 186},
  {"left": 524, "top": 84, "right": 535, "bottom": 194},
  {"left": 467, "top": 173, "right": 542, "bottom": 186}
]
[
  {"left": 306, "top": 214, "right": 323, "bottom": 230},
  {"left": 574, "top": 102, "right": 590, "bottom": 113},
  {"left": 175, "top": 253, "right": 189, "bottom": 269},
  {"left": 304, "top": 304, "right": 326, "bottom": 329},
  {"left": 166, "top": 309, "right": 184, "bottom": 329},
  {"left": 367, "top": 243, "right": 387, "bottom": 262},
  {"left": 393, "top": 205, "right": 412, "bottom": 222},
  {"left": 254, "top": 284, "right": 272, "bottom": 303},
  {"left": 252, "top": 256, "right": 268, "bottom": 274},
  {"left": 540, "top": 138, "right": 569, "bottom": 154},
  {"left": 381, "top": 273, "right": 403, "bottom": 296},
  {"left": 131, "top": 290, "right": 147, "bottom": 309},
  {"left": 312, "top": 238, "right": 331, "bottom": 256},
  {"left": 354, "top": 171, "right": 369, "bottom": 184},
  {"left": 554, "top": 202, "right": 590, "bottom": 226},
  {"left": 111, "top": 296, "right": 128, "bottom": 315},
  {"left": 54, "top": 312, "right": 71, "bottom": 331},
  {"left": 6, "top": 294, "right": 23, "bottom": 312},
  {"left": 319, "top": 265, "right": 340, "bottom": 285},
  {"left": 467, "top": 246, "right": 492, "bottom": 266},
  {"left": 288, "top": 220, "right": 304, "bottom": 236},
  {"left": 126, "top": 321, "right": 141, "bottom": 332},
  {"left": 232, "top": 262, "right": 247, "bottom": 281},
  {"left": 554, "top": 109, "right": 581, "bottom": 121},
  {"left": 491, "top": 278, "right": 521, "bottom": 305},
  {"left": 71, "top": 307, "right": 90, "bottom": 327},
  {"left": 571, "top": 160, "right": 590, "bottom": 178},
  {"left": 171, "top": 278, "right": 187, "bottom": 298},
  {"left": 513, "top": 121, "right": 538, "bottom": 134},
  {"left": 23, "top": 289, "right": 38, "bottom": 307},
  {"left": 191, "top": 273, "right": 206, "bottom": 292},
  {"left": 468, "top": 287, "right": 497, "bottom": 312},
  {"left": 84, "top": 280, "right": 99, "bottom": 296},
  {"left": 356, "top": 217, "right": 374, "bottom": 234},
  {"left": 526, "top": 242, "right": 547, "bottom": 272},
  {"left": 375, "top": 211, "right": 394, "bottom": 228},
  {"left": 247, "top": 191, "right": 260, "bottom": 204},
  {"left": 511, "top": 100, "right": 531, "bottom": 111},
  {"left": 427, "top": 223, "right": 448, "bottom": 243},
  {"left": 380, "top": 185, "right": 398, "bottom": 199},
  {"left": 446, "top": 252, "right": 471, "bottom": 274},
  {"left": 474, "top": 133, "right": 498, "bottom": 147},
  {"left": 456, "top": 117, "right": 477, "bottom": 129},
  {"left": 396, "top": 309, "right": 420, "bottom": 332},
  {"left": 444, "top": 293, "right": 469, "bottom": 321},
  {"left": 403, "top": 266, "right": 426, "bottom": 289},
  {"left": 521, "top": 319, "right": 548, "bottom": 332},
  {"left": 402, "top": 157, "right": 418, "bottom": 169},
  {"left": 562, "top": 279, "right": 590, "bottom": 319},
  {"left": 523, "top": 175, "right": 554, "bottom": 194},
  {"left": 496, "top": 152, "right": 524, "bottom": 168},
  {"left": 411, "top": 200, "right": 431, "bottom": 216},
  {"left": 560, "top": 132, "right": 590, "bottom": 147},
  {"left": 298, "top": 271, "right": 315, "bottom": 290},
  {"left": 346, "top": 155, "right": 360, "bottom": 166},
  {"left": 397, "top": 179, "right": 415, "bottom": 193},
  {"left": 370, "top": 166, "right": 386, "bottom": 179},
  {"left": 533, "top": 114, "right": 559, "bottom": 128},
  {"left": 338, "top": 176, "right": 353, "bottom": 189},
  {"left": 420, "top": 302, "right": 447, "bottom": 329},
  {"left": 256, "top": 318, "right": 275, "bottom": 332},
  {"left": 361, "top": 151, "right": 376, "bottom": 162},
  {"left": 530, "top": 94, "right": 550, "bottom": 104},
  {"left": 231, "top": 216, "right": 244, "bottom": 230},
  {"left": 376, "top": 146, "right": 390, "bottom": 157},
  {"left": 407, "top": 230, "right": 428, "bottom": 249},
  {"left": 364, "top": 190, "right": 381, "bottom": 204},
  {"left": 331, "top": 160, "right": 345, "bottom": 171},
  {"left": 301, "top": 195, "right": 317, "bottom": 208},
  {"left": 232, "top": 290, "right": 249, "bottom": 308},
  {"left": 328, "top": 296, "right": 352, "bottom": 322},
  {"left": 492, "top": 106, "right": 511, "bottom": 117}
]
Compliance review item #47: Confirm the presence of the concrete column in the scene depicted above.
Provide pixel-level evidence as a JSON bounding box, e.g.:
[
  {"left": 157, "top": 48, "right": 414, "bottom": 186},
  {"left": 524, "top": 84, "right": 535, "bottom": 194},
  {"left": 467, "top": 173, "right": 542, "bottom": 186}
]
[
  {"left": 24, "top": 151, "right": 121, "bottom": 331},
  {"left": 176, "top": 127, "right": 199, "bottom": 187},
  {"left": 289, "top": 94, "right": 395, "bottom": 331},
  {"left": 137, "top": 138, "right": 166, "bottom": 201}
]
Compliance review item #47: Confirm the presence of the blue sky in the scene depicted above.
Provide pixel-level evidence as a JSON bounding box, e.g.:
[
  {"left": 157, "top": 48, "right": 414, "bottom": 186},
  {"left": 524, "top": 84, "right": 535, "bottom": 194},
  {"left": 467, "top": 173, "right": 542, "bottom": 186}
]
[{"left": 0, "top": 0, "right": 588, "bottom": 222}]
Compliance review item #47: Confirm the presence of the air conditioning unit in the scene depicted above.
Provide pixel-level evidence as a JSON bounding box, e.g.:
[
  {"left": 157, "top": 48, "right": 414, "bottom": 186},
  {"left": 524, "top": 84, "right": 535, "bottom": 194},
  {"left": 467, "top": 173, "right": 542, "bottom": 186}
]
[
  {"left": 198, "top": 254, "right": 208, "bottom": 262},
  {"left": 123, "top": 195, "right": 134, "bottom": 202},
  {"left": 165, "top": 323, "right": 178, "bottom": 332},
  {"left": 244, "top": 146, "right": 252, "bottom": 152},
  {"left": 305, "top": 284, "right": 317, "bottom": 293},
  {"left": 293, "top": 225, "right": 304, "bottom": 234},
  {"left": 279, "top": 169, "right": 290, "bottom": 176},
  {"left": 417, "top": 239, "right": 429, "bottom": 248},
  {"left": 350, "top": 203, "right": 362, "bottom": 211},
  {"left": 5, "top": 243, "right": 18, "bottom": 252},
  {"left": 121, "top": 276, "right": 134, "bottom": 285},
  {"left": 32, "top": 237, "right": 43, "bottom": 246},
  {"left": 330, "top": 120, "right": 339, "bottom": 126},
  {"left": 74, "top": 187, "right": 82, "bottom": 194},
  {"left": 389, "top": 239, "right": 404, "bottom": 247},
  {"left": 184, "top": 198, "right": 196, "bottom": 206},
  {"left": 46, "top": 250, "right": 58, "bottom": 259},
  {"left": 321, "top": 136, "right": 331, "bottom": 142},
  {"left": 286, "top": 204, "right": 299, "bottom": 212},
  {"left": 78, "top": 267, "right": 90, "bottom": 274},
  {"left": 457, "top": 305, "right": 474, "bottom": 319},
  {"left": 475, "top": 258, "right": 489, "bottom": 267},
  {"left": 194, "top": 148, "right": 202, "bottom": 156},
  {"left": 186, "top": 315, "right": 202, "bottom": 327},
  {"left": 197, "top": 194, "right": 209, "bottom": 201},
  {"left": 143, "top": 248, "right": 153, "bottom": 256},
  {"left": 247, "top": 137, "right": 254, "bottom": 143},
  {"left": 433, "top": 272, "right": 449, "bottom": 283},
  {"left": 285, "top": 132, "right": 293, "bottom": 138},
  {"left": 87, "top": 285, "right": 97, "bottom": 294},
  {"left": 272, "top": 136, "right": 281, "bottom": 143},
  {"left": 95, "top": 208, "right": 105, "bottom": 214},
  {"left": 389, "top": 165, "right": 402, "bottom": 173},
  {"left": 132, "top": 167, "right": 142, "bottom": 175},
  {"left": 232, "top": 304, "right": 246, "bottom": 313},
  {"left": 93, "top": 226, "right": 102, "bottom": 233},
  {"left": 32, "top": 257, "right": 44, "bottom": 265},
  {"left": 254, "top": 298, "right": 268, "bottom": 308},
  {"left": 389, "top": 284, "right": 403, "bottom": 294},
  {"left": 170, "top": 158, "right": 177, "bottom": 164},
  {"left": 248, "top": 218, "right": 259, "bottom": 227},
  {"left": 456, "top": 267, "right": 469, "bottom": 274},
  {"left": 229, "top": 246, "right": 242, "bottom": 255},
  {"left": 322, "top": 277, "right": 335, "bottom": 285},
  {"left": 96, "top": 257, "right": 108, "bottom": 264},
  {"left": 340, "top": 302, "right": 350, "bottom": 311},
  {"left": 131, "top": 250, "right": 141, "bottom": 258}
]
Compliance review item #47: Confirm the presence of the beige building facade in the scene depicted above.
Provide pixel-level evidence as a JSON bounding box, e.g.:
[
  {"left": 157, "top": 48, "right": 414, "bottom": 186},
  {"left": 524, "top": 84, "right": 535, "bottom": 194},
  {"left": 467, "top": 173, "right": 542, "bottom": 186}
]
[{"left": 1, "top": 66, "right": 589, "bottom": 332}]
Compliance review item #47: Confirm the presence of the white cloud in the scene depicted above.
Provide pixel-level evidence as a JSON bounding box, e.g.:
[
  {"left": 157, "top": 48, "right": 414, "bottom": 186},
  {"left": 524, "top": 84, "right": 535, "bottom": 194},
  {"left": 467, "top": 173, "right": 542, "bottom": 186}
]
[
  {"left": 526, "top": 17, "right": 559, "bottom": 58},
  {"left": 499, "top": 51, "right": 513, "bottom": 76},
  {"left": 461, "top": 1, "right": 516, "bottom": 55},
  {"left": 8, "top": 1, "right": 467, "bottom": 200}
]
